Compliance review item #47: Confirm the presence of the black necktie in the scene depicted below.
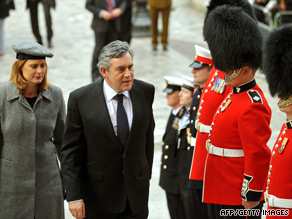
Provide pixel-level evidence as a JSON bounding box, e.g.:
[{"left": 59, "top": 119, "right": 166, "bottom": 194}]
[{"left": 114, "top": 94, "right": 129, "bottom": 148}]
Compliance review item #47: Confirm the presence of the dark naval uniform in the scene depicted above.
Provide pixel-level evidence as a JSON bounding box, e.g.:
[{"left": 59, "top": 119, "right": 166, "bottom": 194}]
[
  {"left": 203, "top": 80, "right": 271, "bottom": 210},
  {"left": 179, "top": 88, "right": 208, "bottom": 219},
  {"left": 178, "top": 88, "right": 205, "bottom": 219},
  {"left": 159, "top": 106, "right": 186, "bottom": 219}
]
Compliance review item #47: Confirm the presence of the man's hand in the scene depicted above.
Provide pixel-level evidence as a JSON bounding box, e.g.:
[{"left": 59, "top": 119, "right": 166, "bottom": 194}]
[
  {"left": 69, "top": 200, "right": 85, "bottom": 219},
  {"left": 101, "top": 10, "right": 112, "bottom": 20},
  {"left": 111, "top": 8, "right": 122, "bottom": 18},
  {"left": 242, "top": 200, "right": 260, "bottom": 209}
]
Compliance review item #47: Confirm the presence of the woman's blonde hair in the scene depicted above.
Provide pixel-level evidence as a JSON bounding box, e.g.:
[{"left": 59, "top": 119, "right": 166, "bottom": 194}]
[{"left": 10, "top": 59, "right": 49, "bottom": 94}]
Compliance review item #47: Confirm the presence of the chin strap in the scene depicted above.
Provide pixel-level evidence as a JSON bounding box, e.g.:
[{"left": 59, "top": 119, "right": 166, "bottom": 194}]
[
  {"left": 225, "top": 68, "right": 241, "bottom": 83},
  {"left": 278, "top": 95, "right": 292, "bottom": 108}
]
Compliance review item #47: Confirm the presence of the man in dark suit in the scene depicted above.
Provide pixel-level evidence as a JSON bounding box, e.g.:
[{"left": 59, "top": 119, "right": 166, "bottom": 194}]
[
  {"left": 61, "top": 40, "right": 155, "bottom": 219},
  {"left": 86, "top": 0, "right": 127, "bottom": 82},
  {"left": 118, "top": 0, "right": 135, "bottom": 43},
  {"left": 26, "top": 0, "right": 55, "bottom": 48}
]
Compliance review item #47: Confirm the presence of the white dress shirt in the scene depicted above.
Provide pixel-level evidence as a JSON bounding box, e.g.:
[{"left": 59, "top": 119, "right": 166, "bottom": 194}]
[
  {"left": 172, "top": 106, "right": 183, "bottom": 116},
  {"left": 103, "top": 80, "right": 133, "bottom": 135}
]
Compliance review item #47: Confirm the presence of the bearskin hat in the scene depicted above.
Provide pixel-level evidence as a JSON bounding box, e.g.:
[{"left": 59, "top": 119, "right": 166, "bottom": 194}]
[
  {"left": 204, "top": 0, "right": 257, "bottom": 22},
  {"left": 203, "top": 5, "right": 263, "bottom": 72},
  {"left": 263, "top": 24, "right": 292, "bottom": 98}
]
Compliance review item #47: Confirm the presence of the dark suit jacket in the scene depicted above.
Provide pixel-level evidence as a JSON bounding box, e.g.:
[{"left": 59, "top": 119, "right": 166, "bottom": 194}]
[
  {"left": 86, "top": 0, "right": 127, "bottom": 33},
  {"left": 61, "top": 79, "right": 155, "bottom": 216}
]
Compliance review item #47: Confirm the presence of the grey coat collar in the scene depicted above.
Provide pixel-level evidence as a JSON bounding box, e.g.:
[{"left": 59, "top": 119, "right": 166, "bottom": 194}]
[{"left": 6, "top": 81, "right": 52, "bottom": 102}]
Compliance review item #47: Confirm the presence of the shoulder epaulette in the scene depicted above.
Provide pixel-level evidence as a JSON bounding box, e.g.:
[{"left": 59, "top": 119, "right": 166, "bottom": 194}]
[
  {"left": 247, "top": 90, "right": 262, "bottom": 103},
  {"left": 178, "top": 107, "right": 186, "bottom": 118}
]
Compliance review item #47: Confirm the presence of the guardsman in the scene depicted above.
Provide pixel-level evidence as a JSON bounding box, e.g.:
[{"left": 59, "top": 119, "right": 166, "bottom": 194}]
[
  {"left": 263, "top": 24, "right": 292, "bottom": 218},
  {"left": 187, "top": 44, "right": 213, "bottom": 218},
  {"left": 189, "top": 0, "right": 258, "bottom": 217},
  {"left": 202, "top": 6, "right": 272, "bottom": 218},
  {"left": 159, "top": 76, "right": 186, "bottom": 219}
]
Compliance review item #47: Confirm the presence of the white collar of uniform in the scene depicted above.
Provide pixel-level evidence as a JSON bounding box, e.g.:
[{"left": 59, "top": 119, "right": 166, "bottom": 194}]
[
  {"left": 103, "top": 80, "right": 130, "bottom": 102},
  {"left": 172, "top": 105, "right": 183, "bottom": 115}
]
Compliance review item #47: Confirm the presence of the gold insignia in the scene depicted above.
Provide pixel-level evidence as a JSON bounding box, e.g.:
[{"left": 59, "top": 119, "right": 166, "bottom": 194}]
[
  {"left": 187, "top": 133, "right": 192, "bottom": 145},
  {"left": 221, "top": 99, "right": 232, "bottom": 112},
  {"left": 179, "top": 108, "right": 184, "bottom": 117},
  {"left": 279, "top": 137, "right": 289, "bottom": 154},
  {"left": 236, "top": 87, "right": 241, "bottom": 93}
]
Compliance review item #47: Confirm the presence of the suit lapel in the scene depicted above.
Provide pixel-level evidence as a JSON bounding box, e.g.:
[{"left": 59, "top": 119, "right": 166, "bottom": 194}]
[
  {"left": 128, "top": 82, "right": 143, "bottom": 146},
  {"left": 90, "top": 80, "right": 120, "bottom": 147}
]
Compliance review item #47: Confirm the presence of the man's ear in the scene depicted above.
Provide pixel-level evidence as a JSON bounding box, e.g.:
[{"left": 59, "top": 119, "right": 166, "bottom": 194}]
[
  {"left": 99, "top": 66, "right": 107, "bottom": 78},
  {"left": 241, "top": 66, "right": 252, "bottom": 75}
]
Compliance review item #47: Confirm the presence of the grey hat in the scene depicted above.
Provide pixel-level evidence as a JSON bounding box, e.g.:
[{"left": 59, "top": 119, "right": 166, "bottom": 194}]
[{"left": 12, "top": 41, "right": 53, "bottom": 60}]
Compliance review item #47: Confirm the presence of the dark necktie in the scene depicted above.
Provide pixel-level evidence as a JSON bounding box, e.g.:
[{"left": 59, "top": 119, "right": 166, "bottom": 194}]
[{"left": 114, "top": 94, "right": 129, "bottom": 148}]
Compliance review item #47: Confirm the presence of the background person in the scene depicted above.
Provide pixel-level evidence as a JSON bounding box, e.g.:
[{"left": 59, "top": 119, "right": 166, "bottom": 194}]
[
  {"left": 118, "top": 0, "right": 135, "bottom": 44},
  {"left": 159, "top": 75, "right": 185, "bottom": 219},
  {"left": 147, "top": 0, "right": 171, "bottom": 51},
  {"left": 0, "top": 0, "right": 15, "bottom": 56},
  {"left": 26, "top": 0, "right": 56, "bottom": 48},
  {"left": 86, "top": 0, "right": 127, "bottom": 82},
  {"left": 61, "top": 40, "right": 155, "bottom": 219},
  {"left": 0, "top": 41, "right": 65, "bottom": 218}
]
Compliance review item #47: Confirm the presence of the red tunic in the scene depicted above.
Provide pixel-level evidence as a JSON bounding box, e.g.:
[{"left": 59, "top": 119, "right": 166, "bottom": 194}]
[
  {"left": 203, "top": 81, "right": 272, "bottom": 205},
  {"left": 266, "top": 122, "right": 292, "bottom": 218},
  {"left": 189, "top": 67, "right": 232, "bottom": 180}
]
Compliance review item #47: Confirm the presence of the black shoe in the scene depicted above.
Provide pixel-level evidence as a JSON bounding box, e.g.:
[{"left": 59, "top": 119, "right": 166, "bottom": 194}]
[
  {"left": 37, "top": 40, "right": 43, "bottom": 45},
  {"left": 48, "top": 41, "right": 53, "bottom": 48},
  {"left": 152, "top": 46, "right": 157, "bottom": 51},
  {"left": 163, "top": 46, "right": 168, "bottom": 51}
]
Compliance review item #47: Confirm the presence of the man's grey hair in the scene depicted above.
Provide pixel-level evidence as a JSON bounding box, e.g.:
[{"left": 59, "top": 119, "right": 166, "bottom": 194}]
[{"left": 98, "top": 40, "right": 134, "bottom": 71}]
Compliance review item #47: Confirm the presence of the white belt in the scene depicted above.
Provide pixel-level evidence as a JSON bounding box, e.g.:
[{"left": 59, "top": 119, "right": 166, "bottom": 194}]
[
  {"left": 195, "top": 120, "right": 211, "bottom": 133},
  {"left": 190, "top": 137, "right": 196, "bottom": 147},
  {"left": 266, "top": 193, "right": 292, "bottom": 209},
  {"left": 206, "top": 140, "right": 244, "bottom": 157}
]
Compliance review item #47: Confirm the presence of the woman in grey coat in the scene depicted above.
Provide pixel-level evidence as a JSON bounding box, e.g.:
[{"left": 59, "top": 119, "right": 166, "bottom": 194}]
[{"left": 0, "top": 41, "right": 65, "bottom": 219}]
